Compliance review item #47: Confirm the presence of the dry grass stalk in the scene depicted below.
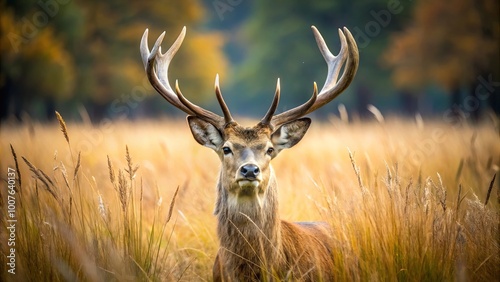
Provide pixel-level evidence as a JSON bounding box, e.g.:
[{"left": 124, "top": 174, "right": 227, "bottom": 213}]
[
  {"left": 38, "top": 168, "right": 55, "bottom": 187},
  {"left": 394, "top": 162, "right": 400, "bottom": 186},
  {"left": 456, "top": 184, "right": 463, "bottom": 214},
  {"left": 97, "top": 191, "right": 107, "bottom": 219},
  {"left": 367, "top": 104, "right": 385, "bottom": 123},
  {"left": 22, "top": 156, "right": 58, "bottom": 200},
  {"left": 107, "top": 155, "right": 116, "bottom": 184},
  {"left": 455, "top": 158, "right": 464, "bottom": 182},
  {"left": 166, "top": 186, "right": 180, "bottom": 223},
  {"left": 415, "top": 113, "right": 424, "bottom": 129},
  {"left": 55, "top": 111, "right": 70, "bottom": 144},
  {"left": 60, "top": 162, "right": 71, "bottom": 190},
  {"left": 59, "top": 161, "right": 73, "bottom": 223},
  {"left": 73, "top": 151, "right": 81, "bottom": 180},
  {"left": 423, "top": 177, "right": 432, "bottom": 215},
  {"left": 125, "top": 145, "right": 139, "bottom": 182},
  {"left": 348, "top": 149, "right": 367, "bottom": 195},
  {"left": 10, "top": 144, "right": 21, "bottom": 190},
  {"left": 385, "top": 162, "right": 393, "bottom": 199},
  {"left": 118, "top": 170, "right": 128, "bottom": 213},
  {"left": 417, "top": 169, "right": 423, "bottom": 191},
  {"left": 403, "top": 179, "right": 412, "bottom": 214},
  {"left": 338, "top": 104, "right": 348, "bottom": 123},
  {"left": 484, "top": 173, "right": 496, "bottom": 206},
  {"left": 140, "top": 179, "right": 144, "bottom": 203},
  {"left": 436, "top": 173, "right": 447, "bottom": 212}
]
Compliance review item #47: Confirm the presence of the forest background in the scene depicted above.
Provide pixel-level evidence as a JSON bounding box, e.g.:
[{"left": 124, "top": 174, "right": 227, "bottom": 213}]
[{"left": 1, "top": 0, "right": 498, "bottom": 123}]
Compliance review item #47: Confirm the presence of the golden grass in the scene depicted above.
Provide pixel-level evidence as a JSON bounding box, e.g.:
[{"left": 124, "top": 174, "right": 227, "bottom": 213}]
[{"left": 0, "top": 116, "right": 499, "bottom": 281}]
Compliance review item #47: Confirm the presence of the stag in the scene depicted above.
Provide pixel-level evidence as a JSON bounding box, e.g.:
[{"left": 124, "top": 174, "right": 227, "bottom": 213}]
[{"left": 141, "top": 25, "right": 358, "bottom": 281}]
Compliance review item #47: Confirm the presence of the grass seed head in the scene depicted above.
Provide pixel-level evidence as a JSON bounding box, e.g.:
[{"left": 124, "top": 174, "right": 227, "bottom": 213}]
[
  {"left": 55, "top": 111, "right": 70, "bottom": 144},
  {"left": 107, "top": 155, "right": 116, "bottom": 184},
  {"left": 73, "top": 152, "right": 81, "bottom": 180},
  {"left": 10, "top": 144, "right": 21, "bottom": 190}
]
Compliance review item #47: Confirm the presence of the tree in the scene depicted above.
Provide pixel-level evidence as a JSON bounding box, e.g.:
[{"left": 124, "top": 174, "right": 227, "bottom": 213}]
[
  {"left": 384, "top": 0, "right": 500, "bottom": 119},
  {"left": 0, "top": 0, "right": 229, "bottom": 121},
  {"left": 0, "top": 0, "right": 78, "bottom": 120},
  {"left": 74, "top": 0, "right": 229, "bottom": 120},
  {"left": 224, "top": 0, "right": 413, "bottom": 119}
]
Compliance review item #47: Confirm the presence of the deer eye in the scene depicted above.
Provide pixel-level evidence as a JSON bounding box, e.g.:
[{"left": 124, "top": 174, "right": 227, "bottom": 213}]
[
  {"left": 266, "top": 147, "right": 275, "bottom": 155},
  {"left": 222, "top": 147, "right": 232, "bottom": 155}
]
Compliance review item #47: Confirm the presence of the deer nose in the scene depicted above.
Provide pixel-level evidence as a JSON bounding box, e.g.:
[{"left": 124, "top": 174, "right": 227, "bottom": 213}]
[{"left": 240, "top": 164, "right": 260, "bottom": 179}]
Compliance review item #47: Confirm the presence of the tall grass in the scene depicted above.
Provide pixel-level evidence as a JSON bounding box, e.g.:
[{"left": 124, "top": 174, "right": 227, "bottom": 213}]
[
  {"left": 1, "top": 114, "right": 179, "bottom": 281},
  {"left": 1, "top": 115, "right": 499, "bottom": 281}
]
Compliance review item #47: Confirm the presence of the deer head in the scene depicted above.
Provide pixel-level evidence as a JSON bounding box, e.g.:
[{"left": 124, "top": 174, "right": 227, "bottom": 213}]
[
  {"left": 141, "top": 25, "right": 359, "bottom": 280},
  {"left": 140, "top": 26, "right": 358, "bottom": 204}
]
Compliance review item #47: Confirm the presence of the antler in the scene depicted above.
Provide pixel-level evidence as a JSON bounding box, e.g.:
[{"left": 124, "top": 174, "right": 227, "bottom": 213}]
[
  {"left": 141, "top": 26, "right": 358, "bottom": 130},
  {"left": 140, "top": 27, "right": 233, "bottom": 128},
  {"left": 268, "top": 26, "right": 359, "bottom": 127}
]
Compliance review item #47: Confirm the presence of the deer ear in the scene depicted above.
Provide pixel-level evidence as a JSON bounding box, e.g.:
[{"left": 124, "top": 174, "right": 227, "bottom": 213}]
[
  {"left": 187, "top": 116, "right": 224, "bottom": 150},
  {"left": 271, "top": 118, "right": 311, "bottom": 151}
]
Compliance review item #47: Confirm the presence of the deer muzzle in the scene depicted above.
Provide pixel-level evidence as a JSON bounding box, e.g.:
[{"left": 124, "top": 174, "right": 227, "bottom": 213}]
[{"left": 236, "top": 163, "right": 262, "bottom": 191}]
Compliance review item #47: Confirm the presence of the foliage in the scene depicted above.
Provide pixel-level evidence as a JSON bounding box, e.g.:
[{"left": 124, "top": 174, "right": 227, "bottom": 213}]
[
  {"left": 0, "top": 0, "right": 228, "bottom": 120},
  {"left": 0, "top": 2, "right": 76, "bottom": 101},
  {"left": 225, "top": 0, "right": 414, "bottom": 116},
  {"left": 1, "top": 0, "right": 498, "bottom": 120},
  {"left": 384, "top": 0, "right": 500, "bottom": 91}
]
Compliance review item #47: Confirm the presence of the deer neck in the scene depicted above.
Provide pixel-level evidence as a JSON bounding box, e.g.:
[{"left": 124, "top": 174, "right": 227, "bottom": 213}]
[{"left": 214, "top": 166, "right": 282, "bottom": 263}]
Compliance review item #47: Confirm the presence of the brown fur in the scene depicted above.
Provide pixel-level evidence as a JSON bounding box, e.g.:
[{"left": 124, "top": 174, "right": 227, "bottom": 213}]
[{"left": 187, "top": 120, "right": 335, "bottom": 281}]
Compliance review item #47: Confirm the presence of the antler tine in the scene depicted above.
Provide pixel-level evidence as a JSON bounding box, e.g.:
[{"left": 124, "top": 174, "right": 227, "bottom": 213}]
[
  {"left": 259, "top": 78, "right": 281, "bottom": 126},
  {"left": 315, "top": 26, "right": 347, "bottom": 94},
  {"left": 140, "top": 29, "right": 151, "bottom": 69},
  {"left": 141, "top": 27, "right": 226, "bottom": 128},
  {"left": 174, "top": 80, "right": 226, "bottom": 126},
  {"left": 269, "top": 82, "right": 318, "bottom": 126},
  {"left": 270, "top": 26, "right": 359, "bottom": 127},
  {"left": 215, "top": 74, "right": 234, "bottom": 125},
  {"left": 141, "top": 28, "right": 190, "bottom": 112},
  {"left": 311, "top": 27, "right": 359, "bottom": 111}
]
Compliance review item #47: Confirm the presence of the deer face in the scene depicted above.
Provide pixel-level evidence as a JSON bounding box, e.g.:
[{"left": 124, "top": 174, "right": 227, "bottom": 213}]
[
  {"left": 188, "top": 117, "right": 311, "bottom": 198},
  {"left": 141, "top": 25, "right": 358, "bottom": 198}
]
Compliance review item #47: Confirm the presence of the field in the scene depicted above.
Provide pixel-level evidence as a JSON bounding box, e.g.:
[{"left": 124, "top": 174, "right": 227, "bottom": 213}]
[{"left": 1, "top": 115, "right": 499, "bottom": 281}]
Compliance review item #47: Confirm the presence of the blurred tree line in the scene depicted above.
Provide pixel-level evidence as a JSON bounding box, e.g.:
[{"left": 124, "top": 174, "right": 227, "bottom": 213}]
[
  {"left": 384, "top": 0, "right": 500, "bottom": 122},
  {"left": 1, "top": 0, "right": 498, "bottom": 122},
  {"left": 1, "top": 0, "right": 227, "bottom": 121},
  {"left": 216, "top": 0, "right": 499, "bottom": 120},
  {"left": 213, "top": 0, "right": 415, "bottom": 118}
]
